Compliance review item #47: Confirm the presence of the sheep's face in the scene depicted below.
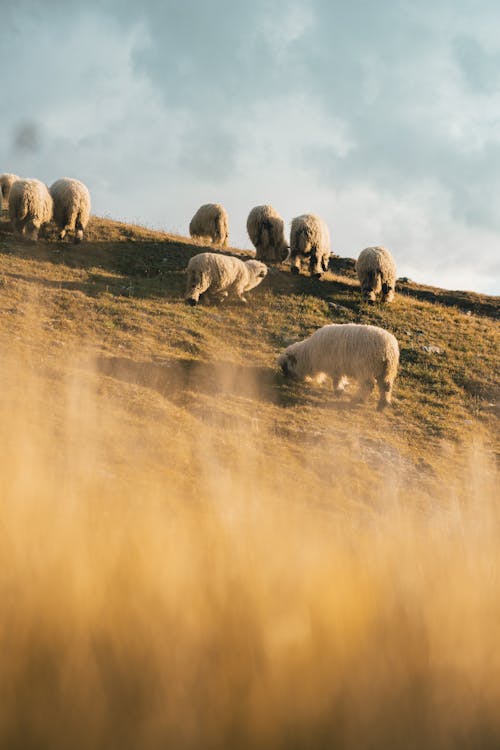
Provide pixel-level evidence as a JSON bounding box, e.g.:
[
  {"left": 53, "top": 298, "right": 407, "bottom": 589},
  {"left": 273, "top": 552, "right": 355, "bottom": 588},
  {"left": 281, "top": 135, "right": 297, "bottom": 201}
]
[
  {"left": 381, "top": 282, "right": 395, "bottom": 303},
  {"left": 362, "top": 286, "right": 377, "bottom": 303},
  {"left": 279, "top": 242, "right": 290, "bottom": 262},
  {"left": 245, "top": 260, "right": 268, "bottom": 289},
  {"left": 278, "top": 350, "right": 299, "bottom": 379}
]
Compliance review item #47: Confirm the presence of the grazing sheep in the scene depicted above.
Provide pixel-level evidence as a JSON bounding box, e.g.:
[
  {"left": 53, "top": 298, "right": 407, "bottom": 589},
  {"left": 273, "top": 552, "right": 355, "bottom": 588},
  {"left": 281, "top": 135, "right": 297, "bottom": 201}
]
[
  {"left": 290, "top": 213, "right": 331, "bottom": 278},
  {"left": 0, "top": 173, "right": 20, "bottom": 210},
  {"left": 356, "top": 246, "right": 396, "bottom": 303},
  {"left": 185, "top": 252, "right": 267, "bottom": 306},
  {"left": 189, "top": 203, "right": 229, "bottom": 246},
  {"left": 9, "top": 179, "right": 53, "bottom": 241},
  {"left": 247, "top": 204, "right": 288, "bottom": 263},
  {"left": 50, "top": 177, "right": 91, "bottom": 243},
  {"left": 278, "top": 323, "right": 399, "bottom": 410}
]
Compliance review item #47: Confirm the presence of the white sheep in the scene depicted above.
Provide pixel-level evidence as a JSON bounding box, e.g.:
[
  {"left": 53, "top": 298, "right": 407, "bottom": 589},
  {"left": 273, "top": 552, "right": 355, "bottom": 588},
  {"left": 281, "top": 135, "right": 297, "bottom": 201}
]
[
  {"left": 185, "top": 252, "right": 267, "bottom": 306},
  {"left": 0, "top": 173, "right": 20, "bottom": 210},
  {"left": 278, "top": 323, "right": 399, "bottom": 410},
  {"left": 9, "top": 178, "right": 53, "bottom": 241},
  {"left": 356, "top": 246, "right": 396, "bottom": 303},
  {"left": 50, "top": 177, "right": 91, "bottom": 243},
  {"left": 189, "top": 203, "right": 229, "bottom": 246},
  {"left": 247, "top": 204, "right": 288, "bottom": 263},
  {"left": 290, "top": 213, "right": 331, "bottom": 278}
]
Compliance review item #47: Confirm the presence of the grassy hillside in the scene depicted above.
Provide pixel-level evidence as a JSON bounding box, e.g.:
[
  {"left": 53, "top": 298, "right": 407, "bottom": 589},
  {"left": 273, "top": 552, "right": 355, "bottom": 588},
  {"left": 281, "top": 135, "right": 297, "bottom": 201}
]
[
  {"left": 0, "top": 210, "right": 499, "bottom": 749},
  {"left": 0, "top": 212, "right": 497, "bottom": 465}
]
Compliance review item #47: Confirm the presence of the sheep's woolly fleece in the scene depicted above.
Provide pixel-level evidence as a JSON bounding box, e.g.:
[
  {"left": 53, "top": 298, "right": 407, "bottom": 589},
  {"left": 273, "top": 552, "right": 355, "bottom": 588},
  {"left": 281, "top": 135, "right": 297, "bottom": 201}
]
[
  {"left": 50, "top": 178, "right": 91, "bottom": 242},
  {"left": 247, "top": 204, "right": 288, "bottom": 263},
  {"left": 0, "top": 173, "right": 20, "bottom": 208},
  {"left": 185, "top": 252, "right": 267, "bottom": 305},
  {"left": 356, "top": 246, "right": 397, "bottom": 303},
  {"left": 9, "top": 178, "right": 53, "bottom": 241},
  {"left": 278, "top": 323, "right": 399, "bottom": 410},
  {"left": 189, "top": 203, "right": 229, "bottom": 246},
  {"left": 290, "top": 213, "right": 331, "bottom": 277}
]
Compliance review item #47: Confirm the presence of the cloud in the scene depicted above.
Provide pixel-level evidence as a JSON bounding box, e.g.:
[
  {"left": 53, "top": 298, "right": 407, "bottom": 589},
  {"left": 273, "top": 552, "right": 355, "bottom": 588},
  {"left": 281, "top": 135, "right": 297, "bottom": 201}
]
[{"left": 1, "top": 0, "right": 499, "bottom": 293}]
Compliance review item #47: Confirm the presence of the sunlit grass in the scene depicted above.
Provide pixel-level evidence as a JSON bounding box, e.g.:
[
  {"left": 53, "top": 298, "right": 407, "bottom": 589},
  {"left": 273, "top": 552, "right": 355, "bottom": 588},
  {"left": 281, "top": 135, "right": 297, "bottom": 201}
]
[{"left": 0, "top": 211, "right": 498, "bottom": 747}]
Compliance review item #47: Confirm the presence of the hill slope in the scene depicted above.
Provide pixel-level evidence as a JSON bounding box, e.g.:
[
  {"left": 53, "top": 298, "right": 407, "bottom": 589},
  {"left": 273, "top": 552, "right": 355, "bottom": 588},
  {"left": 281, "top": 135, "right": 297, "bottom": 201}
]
[
  {"left": 0, "top": 211, "right": 499, "bottom": 749},
  {"left": 0, "top": 213, "right": 497, "bottom": 472}
]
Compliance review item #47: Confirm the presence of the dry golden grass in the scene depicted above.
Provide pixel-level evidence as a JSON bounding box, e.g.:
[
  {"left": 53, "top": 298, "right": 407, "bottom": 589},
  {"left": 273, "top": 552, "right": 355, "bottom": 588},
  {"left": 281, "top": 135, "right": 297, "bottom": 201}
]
[{"left": 0, "top": 211, "right": 499, "bottom": 748}]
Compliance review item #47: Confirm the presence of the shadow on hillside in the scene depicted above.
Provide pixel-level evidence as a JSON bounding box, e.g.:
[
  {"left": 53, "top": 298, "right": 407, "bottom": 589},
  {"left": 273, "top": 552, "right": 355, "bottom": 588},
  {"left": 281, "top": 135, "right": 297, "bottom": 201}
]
[
  {"left": 0, "top": 271, "right": 130, "bottom": 297},
  {"left": 0, "top": 220, "right": 359, "bottom": 306},
  {"left": 93, "top": 354, "right": 352, "bottom": 411},
  {"left": 1, "top": 217, "right": 497, "bottom": 316},
  {"left": 397, "top": 282, "right": 499, "bottom": 319}
]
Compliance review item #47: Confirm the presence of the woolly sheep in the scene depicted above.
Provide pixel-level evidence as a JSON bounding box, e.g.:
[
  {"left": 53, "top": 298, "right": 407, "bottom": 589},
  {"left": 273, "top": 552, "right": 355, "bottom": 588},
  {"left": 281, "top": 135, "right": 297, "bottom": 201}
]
[
  {"left": 356, "top": 246, "right": 396, "bottom": 303},
  {"left": 247, "top": 204, "right": 288, "bottom": 263},
  {"left": 290, "top": 213, "right": 331, "bottom": 278},
  {"left": 189, "top": 203, "right": 229, "bottom": 246},
  {"left": 50, "top": 177, "right": 91, "bottom": 243},
  {"left": 0, "top": 173, "right": 20, "bottom": 210},
  {"left": 9, "top": 178, "right": 53, "bottom": 241},
  {"left": 278, "top": 323, "right": 399, "bottom": 410},
  {"left": 185, "top": 252, "right": 267, "bottom": 306}
]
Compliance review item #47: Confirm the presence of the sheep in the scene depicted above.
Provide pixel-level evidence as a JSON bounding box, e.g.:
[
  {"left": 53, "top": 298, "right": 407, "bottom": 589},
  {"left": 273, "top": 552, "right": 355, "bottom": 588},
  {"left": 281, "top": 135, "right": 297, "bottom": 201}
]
[
  {"left": 0, "top": 173, "right": 20, "bottom": 210},
  {"left": 356, "top": 246, "right": 396, "bottom": 303},
  {"left": 9, "top": 178, "right": 53, "bottom": 241},
  {"left": 290, "top": 213, "right": 331, "bottom": 278},
  {"left": 246, "top": 204, "right": 288, "bottom": 263},
  {"left": 189, "top": 203, "right": 229, "bottom": 246},
  {"left": 278, "top": 323, "right": 399, "bottom": 410},
  {"left": 185, "top": 252, "right": 267, "bottom": 306},
  {"left": 50, "top": 177, "right": 91, "bottom": 243}
]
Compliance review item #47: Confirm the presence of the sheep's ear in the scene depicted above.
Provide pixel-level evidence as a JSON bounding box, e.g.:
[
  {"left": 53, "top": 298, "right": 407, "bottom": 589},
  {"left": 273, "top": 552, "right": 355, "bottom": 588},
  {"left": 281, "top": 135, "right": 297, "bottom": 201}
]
[{"left": 288, "top": 353, "right": 297, "bottom": 366}]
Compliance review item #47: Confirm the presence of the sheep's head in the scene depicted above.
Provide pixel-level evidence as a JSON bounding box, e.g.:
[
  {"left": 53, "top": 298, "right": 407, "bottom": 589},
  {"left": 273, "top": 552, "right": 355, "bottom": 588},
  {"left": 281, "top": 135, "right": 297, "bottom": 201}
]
[
  {"left": 381, "top": 282, "right": 395, "bottom": 303},
  {"left": 245, "top": 260, "right": 268, "bottom": 285},
  {"left": 362, "top": 286, "right": 377, "bottom": 303},
  {"left": 278, "top": 350, "right": 298, "bottom": 379},
  {"left": 279, "top": 242, "right": 290, "bottom": 262}
]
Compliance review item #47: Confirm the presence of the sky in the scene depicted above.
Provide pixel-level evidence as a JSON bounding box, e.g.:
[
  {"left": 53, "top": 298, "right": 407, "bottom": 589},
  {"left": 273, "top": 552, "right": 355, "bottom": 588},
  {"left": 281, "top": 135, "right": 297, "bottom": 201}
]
[{"left": 1, "top": 0, "right": 499, "bottom": 294}]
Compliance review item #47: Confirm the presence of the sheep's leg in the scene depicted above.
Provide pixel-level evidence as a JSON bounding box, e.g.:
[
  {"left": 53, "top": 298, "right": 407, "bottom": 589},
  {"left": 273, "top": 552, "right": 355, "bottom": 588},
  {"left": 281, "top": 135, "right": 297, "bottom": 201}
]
[
  {"left": 331, "top": 375, "right": 348, "bottom": 396},
  {"left": 309, "top": 247, "right": 323, "bottom": 279},
  {"left": 25, "top": 219, "right": 39, "bottom": 241},
  {"left": 290, "top": 252, "right": 301, "bottom": 274},
  {"left": 59, "top": 210, "right": 72, "bottom": 241},
  {"left": 13, "top": 219, "right": 24, "bottom": 238},
  {"left": 353, "top": 378, "right": 375, "bottom": 404},
  {"left": 231, "top": 282, "right": 248, "bottom": 303},
  {"left": 74, "top": 216, "right": 84, "bottom": 243},
  {"left": 376, "top": 377, "right": 393, "bottom": 410}
]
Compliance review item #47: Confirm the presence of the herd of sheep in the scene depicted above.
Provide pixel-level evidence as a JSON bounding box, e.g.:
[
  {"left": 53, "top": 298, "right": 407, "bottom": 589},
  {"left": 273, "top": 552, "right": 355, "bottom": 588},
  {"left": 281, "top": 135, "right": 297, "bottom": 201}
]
[
  {"left": 0, "top": 174, "right": 401, "bottom": 410},
  {"left": 0, "top": 174, "right": 90, "bottom": 243}
]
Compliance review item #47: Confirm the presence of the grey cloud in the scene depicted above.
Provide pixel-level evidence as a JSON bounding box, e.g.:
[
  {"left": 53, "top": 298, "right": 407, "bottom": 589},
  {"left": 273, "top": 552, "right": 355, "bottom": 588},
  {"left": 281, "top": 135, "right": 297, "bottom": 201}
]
[
  {"left": 176, "top": 123, "right": 239, "bottom": 181},
  {"left": 13, "top": 121, "right": 42, "bottom": 153},
  {"left": 453, "top": 34, "right": 500, "bottom": 93}
]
